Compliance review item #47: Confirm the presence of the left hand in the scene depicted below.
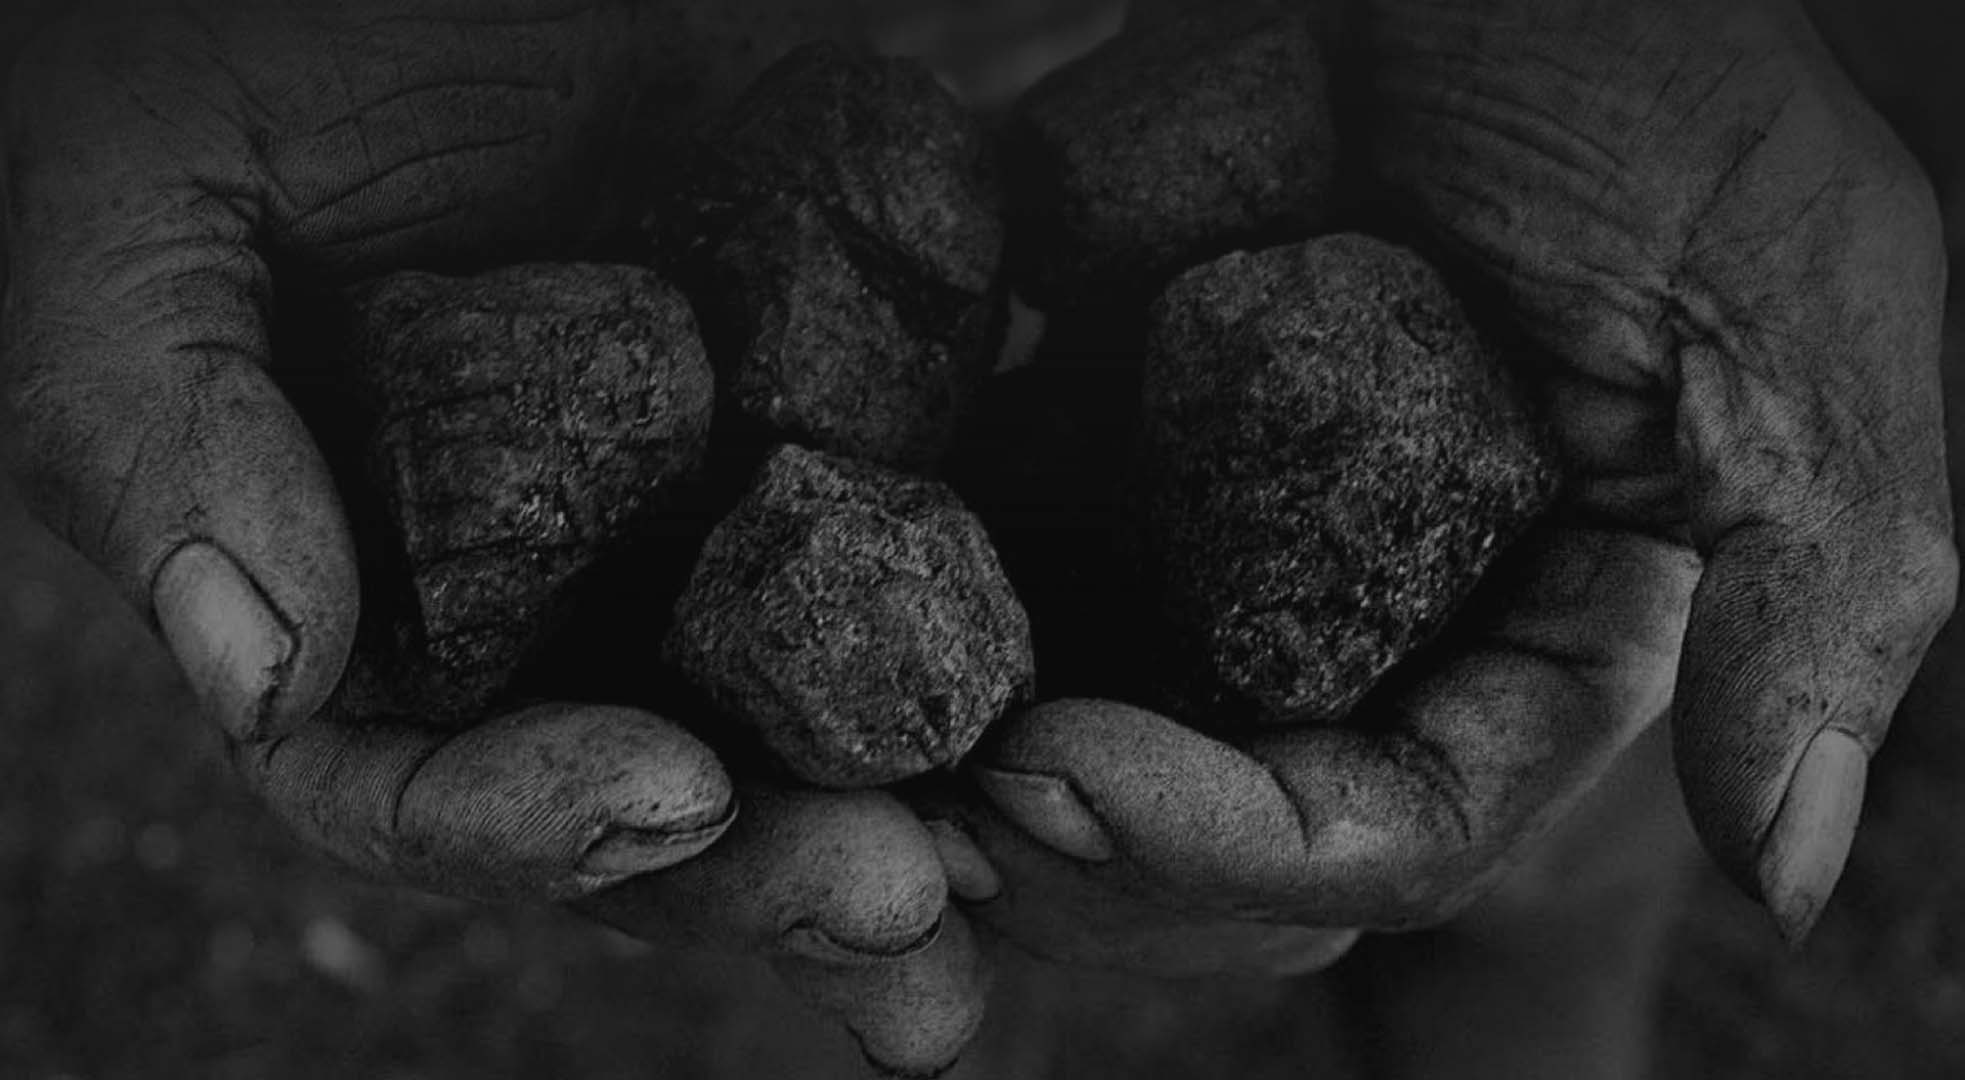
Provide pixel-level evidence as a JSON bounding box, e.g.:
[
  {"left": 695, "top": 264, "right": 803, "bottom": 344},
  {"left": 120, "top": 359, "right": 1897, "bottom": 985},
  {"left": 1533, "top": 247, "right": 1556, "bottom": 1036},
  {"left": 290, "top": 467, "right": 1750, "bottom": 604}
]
[
  {"left": 957, "top": 0, "right": 1956, "bottom": 972},
  {"left": 956, "top": 525, "right": 1699, "bottom": 975}
]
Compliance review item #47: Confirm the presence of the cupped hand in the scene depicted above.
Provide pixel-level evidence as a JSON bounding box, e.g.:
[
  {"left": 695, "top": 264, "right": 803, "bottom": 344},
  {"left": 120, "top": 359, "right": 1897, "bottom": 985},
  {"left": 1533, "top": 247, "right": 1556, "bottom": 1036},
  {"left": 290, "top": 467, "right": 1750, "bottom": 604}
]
[
  {"left": 969, "top": 0, "right": 1955, "bottom": 965},
  {"left": 3, "top": 2, "right": 984, "bottom": 1073}
]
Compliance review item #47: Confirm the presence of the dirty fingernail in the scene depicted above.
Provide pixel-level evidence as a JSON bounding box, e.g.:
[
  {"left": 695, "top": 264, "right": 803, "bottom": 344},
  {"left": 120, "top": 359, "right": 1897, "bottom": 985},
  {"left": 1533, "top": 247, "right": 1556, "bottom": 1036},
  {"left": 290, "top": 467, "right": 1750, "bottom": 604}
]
[
  {"left": 848, "top": 1025, "right": 967, "bottom": 1080},
  {"left": 863, "top": 1048, "right": 961, "bottom": 1080},
  {"left": 579, "top": 797, "right": 739, "bottom": 883},
  {"left": 782, "top": 916, "right": 945, "bottom": 965},
  {"left": 153, "top": 541, "right": 296, "bottom": 741},
  {"left": 973, "top": 766, "right": 1114, "bottom": 863},
  {"left": 924, "top": 819, "right": 1002, "bottom": 902},
  {"left": 1757, "top": 728, "right": 1868, "bottom": 948}
]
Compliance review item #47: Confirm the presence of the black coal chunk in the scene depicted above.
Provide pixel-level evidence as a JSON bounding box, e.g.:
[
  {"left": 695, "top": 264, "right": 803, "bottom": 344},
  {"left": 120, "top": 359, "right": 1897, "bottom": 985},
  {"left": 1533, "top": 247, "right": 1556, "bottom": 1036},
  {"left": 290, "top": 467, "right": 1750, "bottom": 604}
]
[
  {"left": 666, "top": 444, "right": 1034, "bottom": 789},
  {"left": 1136, "top": 234, "right": 1562, "bottom": 727},
  {"left": 341, "top": 262, "right": 715, "bottom": 724},
  {"left": 656, "top": 41, "right": 1007, "bottom": 473},
  {"left": 1004, "top": 1, "right": 1336, "bottom": 321}
]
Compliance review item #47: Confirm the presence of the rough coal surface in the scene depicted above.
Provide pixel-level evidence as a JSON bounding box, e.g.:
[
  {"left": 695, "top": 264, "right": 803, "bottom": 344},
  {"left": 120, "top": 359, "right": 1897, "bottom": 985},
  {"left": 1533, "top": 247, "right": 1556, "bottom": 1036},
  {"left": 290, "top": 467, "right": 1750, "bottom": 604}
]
[
  {"left": 1004, "top": 1, "right": 1336, "bottom": 318},
  {"left": 654, "top": 41, "right": 1006, "bottom": 472},
  {"left": 1137, "top": 234, "right": 1561, "bottom": 727},
  {"left": 666, "top": 445, "right": 1033, "bottom": 788},
  {"left": 342, "top": 263, "right": 714, "bottom": 725}
]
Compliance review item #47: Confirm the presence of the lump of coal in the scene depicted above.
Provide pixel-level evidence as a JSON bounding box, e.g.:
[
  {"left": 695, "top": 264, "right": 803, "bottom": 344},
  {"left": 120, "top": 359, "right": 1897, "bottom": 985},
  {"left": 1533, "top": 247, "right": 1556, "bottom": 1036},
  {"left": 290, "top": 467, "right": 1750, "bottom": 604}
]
[
  {"left": 1004, "top": 1, "right": 1336, "bottom": 320},
  {"left": 342, "top": 263, "right": 714, "bottom": 725},
  {"left": 1136, "top": 234, "right": 1561, "bottom": 728},
  {"left": 666, "top": 444, "right": 1034, "bottom": 789},
  {"left": 656, "top": 41, "right": 1007, "bottom": 472}
]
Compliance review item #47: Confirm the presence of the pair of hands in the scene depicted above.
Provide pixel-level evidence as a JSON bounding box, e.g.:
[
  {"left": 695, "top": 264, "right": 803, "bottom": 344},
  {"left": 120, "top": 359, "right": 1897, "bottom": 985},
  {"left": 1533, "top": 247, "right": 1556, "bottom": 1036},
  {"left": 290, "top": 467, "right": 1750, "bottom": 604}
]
[{"left": 4, "top": 0, "right": 1953, "bottom": 1074}]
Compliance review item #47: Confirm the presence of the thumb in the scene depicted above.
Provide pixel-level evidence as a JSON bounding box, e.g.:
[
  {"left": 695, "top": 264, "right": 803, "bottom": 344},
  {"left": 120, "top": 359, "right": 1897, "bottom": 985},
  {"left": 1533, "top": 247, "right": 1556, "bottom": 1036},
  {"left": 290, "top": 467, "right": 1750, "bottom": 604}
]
[
  {"left": 5, "top": 33, "right": 355, "bottom": 738},
  {"left": 3, "top": 0, "right": 856, "bottom": 737}
]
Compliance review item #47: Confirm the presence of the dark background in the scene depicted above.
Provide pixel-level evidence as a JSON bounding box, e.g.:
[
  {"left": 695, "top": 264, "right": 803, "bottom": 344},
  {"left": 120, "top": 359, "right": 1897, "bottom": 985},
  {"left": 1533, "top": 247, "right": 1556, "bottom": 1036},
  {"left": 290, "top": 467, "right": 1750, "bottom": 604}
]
[{"left": 4, "top": 1, "right": 1965, "bottom": 1077}]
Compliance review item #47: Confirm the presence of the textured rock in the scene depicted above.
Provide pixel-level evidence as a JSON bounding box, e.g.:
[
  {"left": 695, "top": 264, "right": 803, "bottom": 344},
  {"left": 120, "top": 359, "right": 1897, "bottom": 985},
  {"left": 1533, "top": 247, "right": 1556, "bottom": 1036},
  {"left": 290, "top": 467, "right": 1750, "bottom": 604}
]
[
  {"left": 1137, "top": 234, "right": 1561, "bottom": 727},
  {"left": 655, "top": 42, "right": 1007, "bottom": 472},
  {"left": 343, "top": 263, "right": 715, "bottom": 724},
  {"left": 666, "top": 444, "right": 1034, "bottom": 788},
  {"left": 1004, "top": 1, "right": 1335, "bottom": 318}
]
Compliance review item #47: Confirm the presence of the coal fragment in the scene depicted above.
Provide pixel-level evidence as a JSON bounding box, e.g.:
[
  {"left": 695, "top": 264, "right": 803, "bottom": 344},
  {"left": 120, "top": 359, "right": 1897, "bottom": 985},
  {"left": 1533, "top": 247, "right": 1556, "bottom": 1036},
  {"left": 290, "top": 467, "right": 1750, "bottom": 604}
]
[
  {"left": 1137, "top": 234, "right": 1561, "bottom": 727},
  {"left": 1004, "top": 1, "right": 1336, "bottom": 319},
  {"left": 342, "top": 262, "right": 715, "bottom": 724},
  {"left": 657, "top": 41, "right": 1007, "bottom": 472},
  {"left": 666, "top": 444, "right": 1034, "bottom": 788}
]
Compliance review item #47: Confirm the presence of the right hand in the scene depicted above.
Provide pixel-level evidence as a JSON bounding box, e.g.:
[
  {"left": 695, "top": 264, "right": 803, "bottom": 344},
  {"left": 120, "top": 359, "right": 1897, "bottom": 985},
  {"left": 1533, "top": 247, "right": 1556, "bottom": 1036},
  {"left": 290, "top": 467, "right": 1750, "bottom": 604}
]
[{"left": 2, "top": 3, "right": 985, "bottom": 1074}]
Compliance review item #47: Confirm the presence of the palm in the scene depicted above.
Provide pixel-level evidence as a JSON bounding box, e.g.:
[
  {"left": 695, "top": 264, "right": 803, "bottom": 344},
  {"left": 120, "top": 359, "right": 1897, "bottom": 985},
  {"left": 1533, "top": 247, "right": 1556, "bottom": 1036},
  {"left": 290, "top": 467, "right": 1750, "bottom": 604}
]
[
  {"left": 969, "top": 0, "right": 1953, "bottom": 961},
  {"left": 1363, "top": 0, "right": 1953, "bottom": 899},
  {"left": 5, "top": 3, "right": 994, "bottom": 1074}
]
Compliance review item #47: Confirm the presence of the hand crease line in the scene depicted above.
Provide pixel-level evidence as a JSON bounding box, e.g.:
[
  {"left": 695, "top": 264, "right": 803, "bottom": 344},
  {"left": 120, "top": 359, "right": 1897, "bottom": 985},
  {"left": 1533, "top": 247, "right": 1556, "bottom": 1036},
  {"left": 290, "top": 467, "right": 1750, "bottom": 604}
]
[
  {"left": 289, "top": 129, "right": 550, "bottom": 229},
  {"left": 292, "top": 76, "right": 567, "bottom": 142}
]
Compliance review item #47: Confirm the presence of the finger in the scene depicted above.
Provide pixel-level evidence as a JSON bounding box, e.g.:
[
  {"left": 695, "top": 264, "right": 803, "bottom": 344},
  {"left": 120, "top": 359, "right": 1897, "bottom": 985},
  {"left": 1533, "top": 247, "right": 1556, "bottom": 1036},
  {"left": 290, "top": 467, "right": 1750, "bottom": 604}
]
[
  {"left": 962, "top": 803, "right": 1360, "bottom": 978},
  {"left": 234, "top": 701, "right": 735, "bottom": 900},
  {"left": 901, "top": 779, "right": 1357, "bottom": 978},
  {"left": 1674, "top": 336, "right": 1957, "bottom": 945},
  {"left": 579, "top": 786, "right": 988, "bottom": 1077},
  {"left": 974, "top": 527, "right": 1701, "bottom": 928},
  {"left": 1658, "top": 16, "right": 1959, "bottom": 942},
  {"left": 1347, "top": 0, "right": 1957, "bottom": 941},
  {"left": 8, "top": 17, "right": 356, "bottom": 737},
  {"left": 2, "top": 0, "right": 849, "bottom": 741},
  {"left": 773, "top": 911, "right": 991, "bottom": 1079}
]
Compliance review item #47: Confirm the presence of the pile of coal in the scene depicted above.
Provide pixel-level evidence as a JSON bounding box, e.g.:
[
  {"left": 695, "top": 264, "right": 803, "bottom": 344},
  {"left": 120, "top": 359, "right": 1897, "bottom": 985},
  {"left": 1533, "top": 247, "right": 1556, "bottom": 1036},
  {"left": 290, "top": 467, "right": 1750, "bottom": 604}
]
[
  {"left": 321, "top": 19, "right": 1571, "bottom": 789},
  {"left": 656, "top": 42, "right": 1007, "bottom": 472},
  {"left": 339, "top": 263, "right": 714, "bottom": 725},
  {"left": 666, "top": 444, "right": 1035, "bottom": 789},
  {"left": 1133, "top": 233, "right": 1562, "bottom": 728},
  {"left": 1003, "top": 1, "right": 1335, "bottom": 325}
]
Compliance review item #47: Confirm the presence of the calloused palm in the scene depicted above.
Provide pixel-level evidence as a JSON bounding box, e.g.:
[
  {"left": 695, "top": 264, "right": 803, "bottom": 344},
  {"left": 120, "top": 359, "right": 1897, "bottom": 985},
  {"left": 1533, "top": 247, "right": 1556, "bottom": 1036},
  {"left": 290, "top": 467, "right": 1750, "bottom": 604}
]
[
  {"left": 3, "top": 2, "right": 987, "bottom": 1073},
  {"left": 969, "top": 0, "right": 1955, "bottom": 955}
]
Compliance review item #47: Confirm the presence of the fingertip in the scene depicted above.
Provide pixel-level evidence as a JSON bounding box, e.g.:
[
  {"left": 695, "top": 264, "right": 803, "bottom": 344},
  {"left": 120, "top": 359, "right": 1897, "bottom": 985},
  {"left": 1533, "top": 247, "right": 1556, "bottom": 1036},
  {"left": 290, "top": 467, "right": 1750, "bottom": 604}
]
[
  {"left": 395, "top": 703, "right": 737, "bottom": 899},
  {"left": 923, "top": 819, "right": 1003, "bottom": 903},
  {"left": 154, "top": 540, "right": 298, "bottom": 741},
  {"left": 861, "top": 1048, "right": 962, "bottom": 1080},
  {"left": 1756, "top": 727, "right": 1868, "bottom": 948},
  {"left": 576, "top": 799, "right": 739, "bottom": 885},
  {"left": 972, "top": 764, "right": 1115, "bottom": 863},
  {"left": 536, "top": 704, "right": 737, "bottom": 838},
  {"left": 778, "top": 910, "right": 988, "bottom": 1080},
  {"left": 763, "top": 790, "right": 951, "bottom": 959},
  {"left": 782, "top": 915, "right": 945, "bottom": 966},
  {"left": 149, "top": 506, "right": 359, "bottom": 742}
]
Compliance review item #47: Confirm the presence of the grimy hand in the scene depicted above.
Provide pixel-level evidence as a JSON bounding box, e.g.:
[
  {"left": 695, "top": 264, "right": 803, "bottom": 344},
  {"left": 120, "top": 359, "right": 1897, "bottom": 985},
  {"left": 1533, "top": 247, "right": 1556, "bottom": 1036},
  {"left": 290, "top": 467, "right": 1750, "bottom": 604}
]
[
  {"left": 3, "top": 2, "right": 984, "bottom": 1073},
  {"left": 972, "top": 0, "right": 1955, "bottom": 955}
]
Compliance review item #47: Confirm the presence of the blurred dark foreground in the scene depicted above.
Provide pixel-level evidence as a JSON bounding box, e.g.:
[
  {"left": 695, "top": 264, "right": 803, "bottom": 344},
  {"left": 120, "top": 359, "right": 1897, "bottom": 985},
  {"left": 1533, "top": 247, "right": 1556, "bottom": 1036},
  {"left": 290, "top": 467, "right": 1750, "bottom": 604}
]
[{"left": 8, "top": 1, "right": 1965, "bottom": 1077}]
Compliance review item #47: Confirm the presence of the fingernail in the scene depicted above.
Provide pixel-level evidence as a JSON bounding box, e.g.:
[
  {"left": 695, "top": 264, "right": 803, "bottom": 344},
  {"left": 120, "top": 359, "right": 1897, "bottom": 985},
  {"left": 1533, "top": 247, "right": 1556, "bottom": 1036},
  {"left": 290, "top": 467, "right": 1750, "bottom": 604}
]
[
  {"left": 781, "top": 916, "right": 944, "bottom": 965},
  {"left": 1757, "top": 728, "right": 1869, "bottom": 948},
  {"left": 861, "top": 1046, "right": 960, "bottom": 1080},
  {"left": 924, "top": 819, "right": 1002, "bottom": 902},
  {"left": 580, "top": 796, "right": 739, "bottom": 881},
  {"left": 972, "top": 766, "right": 1114, "bottom": 863},
  {"left": 848, "top": 1025, "right": 963, "bottom": 1080},
  {"left": 153, "top": 541, "right": 296, "bottom": 741}
]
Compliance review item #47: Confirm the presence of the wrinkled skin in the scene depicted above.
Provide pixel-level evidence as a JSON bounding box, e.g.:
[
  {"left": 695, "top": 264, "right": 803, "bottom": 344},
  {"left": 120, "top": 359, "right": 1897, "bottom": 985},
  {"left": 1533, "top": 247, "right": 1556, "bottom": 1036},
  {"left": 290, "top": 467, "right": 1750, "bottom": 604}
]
[
  {"left": 964, "top": 0, "right": 1956, "bottom": 1024},
  {"left": 0, "top": 1, "right": 1954, "bottom": 1078},
  {"left": 2, "top": 2, "right": 985, "bottom": 1076}
]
